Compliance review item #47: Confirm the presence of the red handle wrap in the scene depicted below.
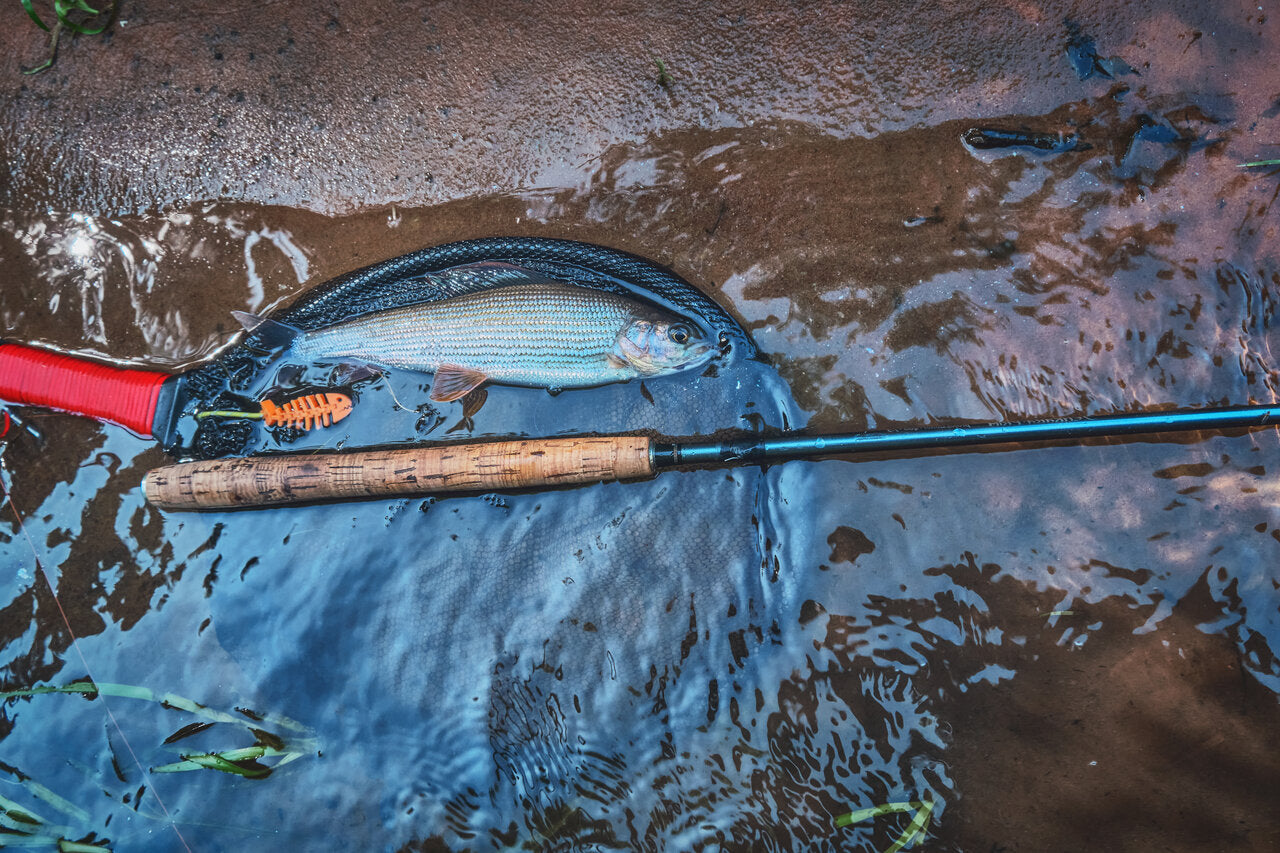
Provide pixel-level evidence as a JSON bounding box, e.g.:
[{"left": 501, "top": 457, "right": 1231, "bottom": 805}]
[{"left": 0, "top": 342, "right": 170, "bottom": 437}]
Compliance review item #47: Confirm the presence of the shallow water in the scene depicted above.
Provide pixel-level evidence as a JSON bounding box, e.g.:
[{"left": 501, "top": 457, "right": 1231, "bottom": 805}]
[{"left": 3, "top": 2, "right": 1280, "bottom": 851}]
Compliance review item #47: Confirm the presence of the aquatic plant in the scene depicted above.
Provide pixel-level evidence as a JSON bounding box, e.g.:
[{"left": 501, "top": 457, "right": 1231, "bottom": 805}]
[
  {"left": 834, "top": 800, "right": 934, "bottom": 853},
  {"left": 17, "top": 0, "right": 116, "bottom": 74},
  {"left": 1239, "top": 158, "right": 1280, "bottom": 168},
  {"left": 0, "top": 680, "right": 315, "bottom": 849},
  {"left": 0, "top": 680, "right": 316, "bottom": 779},
  {"left": 0, "top": 773, "right": 113, "bottom": 851},
  {"left": 653, "top": 56, "right": 673, "bottom": 89}
]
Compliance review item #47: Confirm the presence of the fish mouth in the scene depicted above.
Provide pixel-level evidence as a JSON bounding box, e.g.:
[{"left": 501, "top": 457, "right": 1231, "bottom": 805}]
[
  {"left": 656, "top": 342, "right": 716, "bottom": 372},
  {"left": 616, "top": 337, "right": 715, "bottom": 374},
  {"left": 683, "top": 342, "right": 715, "bottom": 365}
]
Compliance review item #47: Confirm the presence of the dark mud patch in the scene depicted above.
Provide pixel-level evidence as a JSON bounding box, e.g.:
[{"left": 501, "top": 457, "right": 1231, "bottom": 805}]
[{"left": 940, "top": 568, "right": 1280, "bottom": 850}]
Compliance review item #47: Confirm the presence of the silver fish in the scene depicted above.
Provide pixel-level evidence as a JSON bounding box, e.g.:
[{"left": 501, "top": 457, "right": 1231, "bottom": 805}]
[{"left": 233, "top": 263, "right": 714, "bottom": 402}]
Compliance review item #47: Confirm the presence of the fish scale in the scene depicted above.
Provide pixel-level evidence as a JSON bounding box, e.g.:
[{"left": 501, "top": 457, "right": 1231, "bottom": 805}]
[{"left": 291, "top": 282, "right": 682, "bottom": 389}]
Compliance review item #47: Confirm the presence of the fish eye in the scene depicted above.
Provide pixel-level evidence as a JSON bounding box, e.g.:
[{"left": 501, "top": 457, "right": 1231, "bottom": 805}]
[{"left": 668, "top": 324, "right": 690, "bottom": 344}]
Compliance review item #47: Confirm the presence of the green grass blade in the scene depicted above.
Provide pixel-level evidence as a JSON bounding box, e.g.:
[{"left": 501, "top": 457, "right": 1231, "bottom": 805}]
[
  {"left": 0, "top": 838, "right": 62, "bottom": 848},
  {"left": 153, "top": 746, "right": 277, "bottom": 779},
  {"left": 835, "top": 800, "right": 934, "bottom": 853},
  {"left": 834, "top": 800, "right": 919, "bottom": 827},
  {"left": 1239, "top": 159, "right": 1280, "bottom": 168},
  {"left": 57, "top": 841, "right": 112, "bottom": 853},
  {"left": 652, "top": 56, "right": 673, "bottom": 88},
  {"left": 1, "top": 682, "right": 95, "bottom": 699},
  {"left": 884, "top": 800, "right": 934, "bottom": 853},
  {"left": 0, "top": 682, "right": 309, "bottom": 734},
  {"left": 2, "top": 681, "right": 316, "bottom": 787},
  {"left": 0, "top": 792, "right": 47, "bottom": 827},
  {"left": 0, "top": 774, "right": 106, "bottom": 845},
  {"left": 52, "top": 0, "right": 112, "bottom": 35},
  {"left": 21, "top": 777, "right": 91, "bottom": 824},
  {"left": 152, "top": 746, "right": 310, "bottom": 777},
  {"left": 20, "top": 0, "right": 52, "bottom": 30},
  {"left": 2, "top": 773, "right": 111, "bottom": 850},
  {"left": 271, "top": 750, "right": 309, "bottom": 768}
]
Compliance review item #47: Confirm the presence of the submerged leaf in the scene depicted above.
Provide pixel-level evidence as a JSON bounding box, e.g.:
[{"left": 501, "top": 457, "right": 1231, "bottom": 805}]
[
  {"left": 0, "top": 782, "right": 111, "bottom": 851},
  {"left": 162, "top": 721, "right": 216, "bottom": 745},
  {"left": 885, "top": 800, "right": 933, "bottom": 853},
  {"left": 835, "top": 800, "right": 934, "bottom": 853},
  {"left": 0, "top": 793, "right": 46, "bottom": 826},
  {"left": 152, "top": 746, "right": 302, "bottom": 779},
  {"left": 0, "top": 681, "right": 310, "bottom": 734},
  {"left": 22, "top": 777, "right": 92, "bottom": 824},
  {"left": 56, "top": 840, "right": 113, "bottom": 853},
  {"left": 250, "top": 727, "right": 287, "bottom": 751},
  {"left": 835, "top": 800, "right": 919, "bottom": 826}
]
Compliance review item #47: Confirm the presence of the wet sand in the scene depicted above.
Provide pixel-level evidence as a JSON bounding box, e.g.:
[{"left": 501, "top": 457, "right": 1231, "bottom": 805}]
[{"left": 2, "top": 1, "right": 1279, "bottom": 850}]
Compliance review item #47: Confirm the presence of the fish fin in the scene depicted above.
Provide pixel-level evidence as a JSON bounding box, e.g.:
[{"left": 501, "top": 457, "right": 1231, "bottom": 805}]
[
  {"left": 462, "top": 261, "right": 563, "bottom": 286},
  {"left": 605, "top": 352, "right": 628, "bottom": 369},
  {"left": 424, "top": 261, "right": 565, "bottom": 296},
  {"left": 330, "top": 359, "right": 383, "bottom": 386},
  {"left": 273, "top": 364, "right": 306, "bottom": 389},
  {"left": 429, "top": 364, "right": 490, "bottom": 402},
  {"left": 459, "top": 387, "right": 488, "bottom": 419},
  {"left": 232, "top": 311, "right": 303, "bottom": 350},
  {"left": 230, "top": 310, "right": 264, "bottom": 332}
]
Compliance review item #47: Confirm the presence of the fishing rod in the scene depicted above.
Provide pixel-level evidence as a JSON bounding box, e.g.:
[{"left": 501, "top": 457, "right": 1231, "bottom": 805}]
[{"left": 142, "top": 403, "right": 1280, "bottom": 511}]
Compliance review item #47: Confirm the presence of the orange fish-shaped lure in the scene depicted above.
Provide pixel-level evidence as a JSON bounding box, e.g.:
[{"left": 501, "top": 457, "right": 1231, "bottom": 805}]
[{"left": 259, "top": 392, "right": 353, "bottom": 430}]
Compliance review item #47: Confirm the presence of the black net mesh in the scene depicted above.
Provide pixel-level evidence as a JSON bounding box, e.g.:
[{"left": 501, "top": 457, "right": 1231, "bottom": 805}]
[{"left": 175, "top": 237, "right": 756, "bottom": 457}]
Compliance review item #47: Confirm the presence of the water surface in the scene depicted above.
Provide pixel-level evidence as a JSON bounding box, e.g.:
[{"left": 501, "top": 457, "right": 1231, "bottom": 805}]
[{"left": 2, "top": 2, "right": 1280, "bottom": 851}]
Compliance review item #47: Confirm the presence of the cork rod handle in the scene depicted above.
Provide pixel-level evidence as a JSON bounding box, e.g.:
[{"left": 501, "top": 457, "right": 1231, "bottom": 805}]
[{"left": 143, "top": 435, "right": 657, "bottom": 510}]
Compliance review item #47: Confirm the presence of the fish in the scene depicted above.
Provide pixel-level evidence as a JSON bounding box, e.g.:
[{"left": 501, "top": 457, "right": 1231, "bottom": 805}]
[{"left": 232, "top": 262, "right": 715, "bottom": 402}]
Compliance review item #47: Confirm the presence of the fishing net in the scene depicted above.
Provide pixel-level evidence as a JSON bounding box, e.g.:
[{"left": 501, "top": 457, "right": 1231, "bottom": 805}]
[
  {"left": 177, "top": 237, "right": 763, "bottom": 458},
  {"left": 162, "top": 239, "right": 809, "bottom": 850}
]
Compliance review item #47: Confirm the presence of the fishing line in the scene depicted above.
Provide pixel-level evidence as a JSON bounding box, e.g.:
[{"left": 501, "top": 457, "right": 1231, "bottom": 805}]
[
  {"left": 380, "top": 377, "right": 414, "bottom": 413},
  {"left": 0, "top": 440, "right": 194, "bottom": 853}
]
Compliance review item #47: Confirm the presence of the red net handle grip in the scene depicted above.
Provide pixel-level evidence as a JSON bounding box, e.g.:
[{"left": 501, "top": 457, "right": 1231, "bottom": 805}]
[{"left": 0, "top": 342, "right": 170, "bottom": 438}]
